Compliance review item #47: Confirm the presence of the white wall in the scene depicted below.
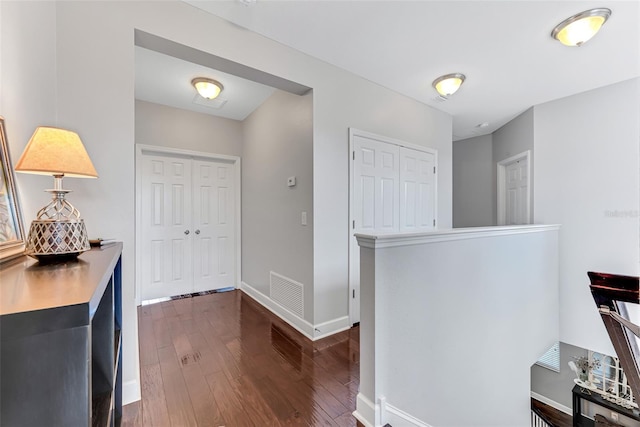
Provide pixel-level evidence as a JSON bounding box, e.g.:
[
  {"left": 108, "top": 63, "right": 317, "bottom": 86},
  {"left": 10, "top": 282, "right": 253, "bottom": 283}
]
[
  {"left": 135, "top": 100, "right": 243, "bottom": 156},
  {"left": 357, "top": 225, "right": 560, "bottom": 427},
  {"left": 534, "top": 78, "right": 640, "bottom": 355},
  {"left": 2, "top": 0, "right": 452, "bottom": 403},
  {"left": 241, "top": 90, "right": 314, "bottom": 323},
  {"left": 452, "top": 134, "right": 494, "bottom": 227}
]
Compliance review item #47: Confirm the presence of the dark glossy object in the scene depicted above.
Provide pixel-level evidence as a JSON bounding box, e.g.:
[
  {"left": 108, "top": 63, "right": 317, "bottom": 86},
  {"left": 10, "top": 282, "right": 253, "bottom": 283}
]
[
  {"left": 572, "top": 385, "right": 640, "bottom": 426},
  {"left": 0, "top": 244, "right": 123, "bottom": 426},
  {"left": 588, "top": 271, "right": 640, "bottom": 407},
  {"left": 532, "top": 398, "right": 572, "bottom": 427},
  {"left": 123, "top": 290, "right": 360, "bottom": 426}
]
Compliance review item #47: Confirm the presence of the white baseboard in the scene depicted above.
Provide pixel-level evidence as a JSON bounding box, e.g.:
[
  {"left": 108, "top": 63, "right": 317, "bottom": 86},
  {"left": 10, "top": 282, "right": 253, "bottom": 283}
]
[
  {"left": 531, "top": 391, "right": 572, "bottom": 416},
  {"left": 385, "top": 402, "right": 433, "bottom": 427},
  {"left": 123, "top": 379, "right": 141, "bottom": 406},
  {"left": 314, "top": 316, "right": 351, "bottom": 339},
  {"left": 241, "top": 281, "right": 352, "bottom": 341}
]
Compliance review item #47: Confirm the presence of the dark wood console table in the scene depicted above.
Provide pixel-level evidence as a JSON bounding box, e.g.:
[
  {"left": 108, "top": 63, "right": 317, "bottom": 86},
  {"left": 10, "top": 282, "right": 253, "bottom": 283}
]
[
  {"left": 0, "top": 244, "right": 123, "bottom": 426},
  {"left": 573, "top": 384, "right": 640, "bottom": 426}
]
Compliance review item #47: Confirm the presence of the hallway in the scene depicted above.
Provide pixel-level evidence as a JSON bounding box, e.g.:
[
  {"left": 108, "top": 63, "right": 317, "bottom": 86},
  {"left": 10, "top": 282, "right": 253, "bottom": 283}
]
[{"left": 122, "top": 290, "right": 360, "bottom": 426}]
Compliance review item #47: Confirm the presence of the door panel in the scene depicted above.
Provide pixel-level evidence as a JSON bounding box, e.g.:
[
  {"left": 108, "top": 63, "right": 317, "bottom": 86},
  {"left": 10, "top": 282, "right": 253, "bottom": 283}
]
[
  {"left": 353, "top": 135, "right": 400, "bottom": 233},
  {"left": 141, "top": 155, "right": 193, "bottom": 301},
  {"left": 400, "top": 147, "right": 435, "bottom": 232},
  {"left": 192, "top": 160, "right": 235, "bottom": 293}
]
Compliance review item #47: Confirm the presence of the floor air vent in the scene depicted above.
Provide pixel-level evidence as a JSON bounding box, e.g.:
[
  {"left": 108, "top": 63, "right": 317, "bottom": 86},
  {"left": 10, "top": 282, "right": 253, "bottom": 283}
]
[{"left": 270, "top": 271, "right": 304, "bottom": 318}]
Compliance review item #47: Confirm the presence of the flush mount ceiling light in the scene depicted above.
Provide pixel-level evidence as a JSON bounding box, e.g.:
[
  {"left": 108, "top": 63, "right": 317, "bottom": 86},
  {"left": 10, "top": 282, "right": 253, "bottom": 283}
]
[
  {"left": 432, "top": 73, "right": 466, "bottom": 98},
  {"left": 192, "top": 77, "right": 224, "bottom": 100},
  {"left": 551, "top": 8, "right": 611, "bottom": 47}
]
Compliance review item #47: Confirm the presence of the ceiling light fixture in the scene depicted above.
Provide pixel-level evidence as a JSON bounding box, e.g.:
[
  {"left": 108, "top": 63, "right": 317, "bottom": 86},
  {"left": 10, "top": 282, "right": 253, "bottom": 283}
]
[
  {"left": 192, "top": 77, "right": 224, "bottom": 100},
  {"left": 551, "top": 8, "right": 611, "bottom": 47},
  {"left": 432, "top": 73, "right": 466, "bottom": 98}
]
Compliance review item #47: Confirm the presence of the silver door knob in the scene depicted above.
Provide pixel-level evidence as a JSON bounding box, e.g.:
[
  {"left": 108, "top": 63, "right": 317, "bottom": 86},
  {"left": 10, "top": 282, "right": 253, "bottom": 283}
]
[
  {"left": 184, "top": 230, "right": 190, "bottom": 235},
  {"left": 195, "top": 229, "right": 201, "bottom": 235}
]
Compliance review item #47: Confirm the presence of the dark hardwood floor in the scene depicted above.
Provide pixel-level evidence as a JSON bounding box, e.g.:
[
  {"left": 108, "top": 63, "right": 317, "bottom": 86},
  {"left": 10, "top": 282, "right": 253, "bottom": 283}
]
[
  {"left": 122, "top": 290, "right": 361, "bottom": 426},
  {"left": 531, "top": 398, "right": 573, "bottom": 427}
]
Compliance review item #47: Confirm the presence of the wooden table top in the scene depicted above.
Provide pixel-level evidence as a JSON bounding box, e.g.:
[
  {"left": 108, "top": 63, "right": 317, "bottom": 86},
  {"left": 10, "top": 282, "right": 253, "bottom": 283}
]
[{"left": 0, "top": 243, "right": 122, "bottom": 317}]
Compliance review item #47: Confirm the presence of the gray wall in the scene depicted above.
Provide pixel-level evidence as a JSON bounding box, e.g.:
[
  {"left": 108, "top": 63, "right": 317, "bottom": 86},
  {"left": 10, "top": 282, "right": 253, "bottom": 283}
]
[
  {"left": 135, "top": 100, "right": 243, "bottom": 156},
  {"left": 531, "top": 341, "right": 586, "bottom": 410},
  {"left": 241, "top": 90, "right": 314, "bottom": 322},
  {"left": 492, "top": 107, "right": 534, "bottom": 221},
  {"left": 2, "top": 0, "right": 452, "bottom": 402},
  {"left": 452, "top": 134, "right": 494, "bottom": 227}
]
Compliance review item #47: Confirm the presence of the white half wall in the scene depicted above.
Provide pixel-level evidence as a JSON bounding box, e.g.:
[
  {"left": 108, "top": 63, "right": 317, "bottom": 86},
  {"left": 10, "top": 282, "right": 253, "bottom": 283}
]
[{"left": 357, "top": 225, "right": 560, "bottom": 427}]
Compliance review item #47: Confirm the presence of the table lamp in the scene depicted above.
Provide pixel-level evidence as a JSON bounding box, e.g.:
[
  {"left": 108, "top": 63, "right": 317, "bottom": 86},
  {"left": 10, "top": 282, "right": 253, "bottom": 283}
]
[{"left": 15, "top": 126, "right": 98, "bottom": 261}]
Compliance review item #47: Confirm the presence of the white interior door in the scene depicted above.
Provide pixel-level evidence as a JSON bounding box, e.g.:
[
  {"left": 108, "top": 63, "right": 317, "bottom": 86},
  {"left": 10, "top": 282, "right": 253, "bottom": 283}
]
[
  {"left": 400, "top": 147, "right": 436, "bottom": 232},
  {"left": 192, "top": 159, "right": 236, "bottom": 293},
  {"left": 498, "top": 151, "right": 531, "bottom": 225},
  {"left": 140, "top": 154, "right": 193, "bottom": 301}
]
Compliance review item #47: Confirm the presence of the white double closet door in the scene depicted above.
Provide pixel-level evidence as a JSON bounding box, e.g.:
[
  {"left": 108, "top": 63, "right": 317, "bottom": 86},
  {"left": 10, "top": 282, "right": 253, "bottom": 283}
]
[
  {"left": 349, "top": 130, "right": 437, "bottom": 324},
  {"left": 140, "top": 151, "right": 236, "bottom": 301}
]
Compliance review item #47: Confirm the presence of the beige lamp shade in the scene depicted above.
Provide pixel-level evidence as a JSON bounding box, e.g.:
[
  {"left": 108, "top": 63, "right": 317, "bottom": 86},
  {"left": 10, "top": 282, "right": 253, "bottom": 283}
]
[{"left": 15, "top": 127, "right": 98, "bottom": 178}]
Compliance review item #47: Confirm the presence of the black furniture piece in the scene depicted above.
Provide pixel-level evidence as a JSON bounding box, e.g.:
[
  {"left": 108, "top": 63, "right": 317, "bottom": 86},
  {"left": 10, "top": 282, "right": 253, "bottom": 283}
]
[
  {"left": 0, "top": 243, "right": 123, "bottom": 426},
  {"left": 573, "top": 384, "right": 640, "bottom": 427}
]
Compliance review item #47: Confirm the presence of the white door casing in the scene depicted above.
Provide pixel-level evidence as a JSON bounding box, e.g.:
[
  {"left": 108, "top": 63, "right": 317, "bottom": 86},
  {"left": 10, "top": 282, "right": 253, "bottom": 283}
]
[
  {"left": 136, "top": 145, "right": 241, "bottom": 305},
  {"left": 349, "top": 129, "right": 437, "bottom": 325},
  {"left": 140, "top": 154, "right": 193, "bottom": 301},
  {"left": 497, "top": 150, "right": 531, "bottom": 226}
]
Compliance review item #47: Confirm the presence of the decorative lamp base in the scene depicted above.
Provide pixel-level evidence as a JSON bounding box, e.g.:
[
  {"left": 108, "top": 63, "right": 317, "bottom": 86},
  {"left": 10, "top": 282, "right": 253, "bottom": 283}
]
[{"left": 25, "top": 219, "right": 91, "bottom": 261}]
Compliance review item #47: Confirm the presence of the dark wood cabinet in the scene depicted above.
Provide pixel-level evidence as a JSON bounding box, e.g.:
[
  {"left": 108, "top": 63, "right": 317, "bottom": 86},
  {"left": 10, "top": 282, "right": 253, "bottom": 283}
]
[
  {"left": 0, "top": 244, "right": 123, "bottom": 427},
  {"left": 573, "top": 384, "right": 640, "bottom": 427}
]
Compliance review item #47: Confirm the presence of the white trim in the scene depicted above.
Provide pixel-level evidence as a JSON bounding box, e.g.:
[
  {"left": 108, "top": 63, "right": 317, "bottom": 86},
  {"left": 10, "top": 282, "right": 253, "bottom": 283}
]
[
  {"left": 385, "top": 402, "right": 433, "bottom": 427},
  {"left": 314, "top": 316, "right": 351, "bottom": 340},
  {"left": 497, "top": 150, "right": 531, "bottom": 226},
  {"left": 356, "top": 224, "right": 560, "bottom": 249},
  {"left": 354, "top": 393, "right": 381, "bottom": 427},
  {"left": 122, "top": 379, "right": 141, "bottom": 406},
  {"left": 531, "top": 392, "right": 572, "bottom": 416},
  {"left": 241, "top": 281, "right": 315, "bottom": 339},
  {"left": 135, "top": 144, "right": 242, "bottom": 306},
  {"left": 241, "top": 281, "right": 350, "bottom": 341},
  {"left": 348, "top": 127, "right": 439, "bottom": 326},
  {"left": 350, "top": 128, "right": 440, "bottom": 155}
]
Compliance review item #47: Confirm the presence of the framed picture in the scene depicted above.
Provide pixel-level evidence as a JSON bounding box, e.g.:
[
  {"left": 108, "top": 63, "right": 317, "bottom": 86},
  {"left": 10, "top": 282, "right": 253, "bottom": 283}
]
[{"left": 0, "top": 116, "right": 26, "bottom": 261}]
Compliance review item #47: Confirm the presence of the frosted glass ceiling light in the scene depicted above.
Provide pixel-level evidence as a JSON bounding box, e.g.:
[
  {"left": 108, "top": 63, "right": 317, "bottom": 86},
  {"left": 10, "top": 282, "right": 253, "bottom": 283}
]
[
  {"left": 432, "top": 73, "right": 466, "bottom": 98},
  {"left": 551, "top": 8, "right": 611, "bottom": 47},
  {"left": 192, "top": 77, "right": 224, "bottom": 100}
]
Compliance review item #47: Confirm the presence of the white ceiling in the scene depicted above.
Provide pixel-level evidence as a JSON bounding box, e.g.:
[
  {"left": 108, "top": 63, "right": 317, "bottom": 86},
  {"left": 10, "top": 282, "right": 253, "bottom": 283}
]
[
  {"left": 177, "top": 0, "right": 639, "bottom": 140},
  {"left": 135, "top": 46, "right": 276, "bottom": 121}
]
